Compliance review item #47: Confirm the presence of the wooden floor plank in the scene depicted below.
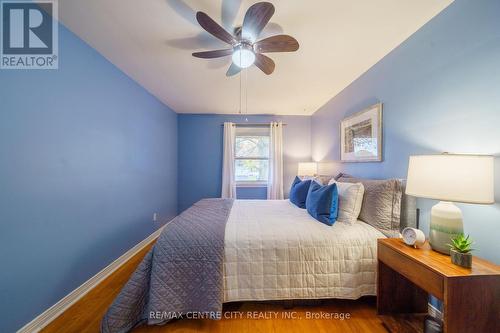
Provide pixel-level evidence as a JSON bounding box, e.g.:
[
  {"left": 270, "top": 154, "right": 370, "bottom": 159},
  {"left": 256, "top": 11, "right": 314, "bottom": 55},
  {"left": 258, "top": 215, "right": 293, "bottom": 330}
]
[
  {"left": 42, "top": 240, "right": 387, "bottom": 333},
  {"left": 41, "top": 242, "right": 156, "bottom": 333}
]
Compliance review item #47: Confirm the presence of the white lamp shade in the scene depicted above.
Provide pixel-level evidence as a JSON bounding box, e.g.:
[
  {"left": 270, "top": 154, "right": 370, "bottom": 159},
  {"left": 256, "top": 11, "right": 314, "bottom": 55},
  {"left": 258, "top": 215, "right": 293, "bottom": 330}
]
[
  {"left": 406, "top": 154, "right": 494, "bottom": 204},
  {"left": 297, "top": 162, "right": 318, "bottom": 176}
]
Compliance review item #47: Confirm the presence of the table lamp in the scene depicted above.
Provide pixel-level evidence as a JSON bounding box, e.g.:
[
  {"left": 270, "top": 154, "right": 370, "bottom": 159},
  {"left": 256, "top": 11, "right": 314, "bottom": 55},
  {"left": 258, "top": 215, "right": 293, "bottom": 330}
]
[
  {"left": 297, "top": 162, "right": 318, "bottom": 178},
  {"left": 405, "top": 153, "right": 494, "bottom": 254}
]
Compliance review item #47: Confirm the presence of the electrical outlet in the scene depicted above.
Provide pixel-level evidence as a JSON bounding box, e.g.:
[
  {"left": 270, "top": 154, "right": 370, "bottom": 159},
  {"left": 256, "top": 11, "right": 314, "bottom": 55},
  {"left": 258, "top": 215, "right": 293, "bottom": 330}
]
[{"left": 153, "top": 213, "right": 159, "bottom": 222}]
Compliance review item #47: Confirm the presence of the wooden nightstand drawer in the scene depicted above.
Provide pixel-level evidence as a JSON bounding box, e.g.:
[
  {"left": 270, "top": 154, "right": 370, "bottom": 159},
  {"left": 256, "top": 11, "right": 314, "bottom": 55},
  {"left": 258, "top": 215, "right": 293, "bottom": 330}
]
[{"left": 378, "top": 243, "right": 444, "bottom": 299}]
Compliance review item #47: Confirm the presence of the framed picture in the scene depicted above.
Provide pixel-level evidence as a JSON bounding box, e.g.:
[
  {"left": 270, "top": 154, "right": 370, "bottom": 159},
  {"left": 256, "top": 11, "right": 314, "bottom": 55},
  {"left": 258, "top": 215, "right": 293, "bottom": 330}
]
[{"left": 340, "top": 103, "right": 383, "bottom": 162}]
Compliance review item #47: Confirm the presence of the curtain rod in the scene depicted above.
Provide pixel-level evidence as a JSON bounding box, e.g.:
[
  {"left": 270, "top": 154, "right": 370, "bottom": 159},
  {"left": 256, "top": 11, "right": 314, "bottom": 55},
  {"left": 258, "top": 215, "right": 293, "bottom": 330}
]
[{"left": 220, "top": 123, "right": 287, "bottom": 127}]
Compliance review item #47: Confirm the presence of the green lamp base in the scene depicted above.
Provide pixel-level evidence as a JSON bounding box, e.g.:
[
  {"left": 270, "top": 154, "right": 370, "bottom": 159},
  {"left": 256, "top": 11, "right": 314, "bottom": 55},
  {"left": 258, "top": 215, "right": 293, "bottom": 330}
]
[{"left": 429, "top": 201, "right": 464, "bottom": 255}]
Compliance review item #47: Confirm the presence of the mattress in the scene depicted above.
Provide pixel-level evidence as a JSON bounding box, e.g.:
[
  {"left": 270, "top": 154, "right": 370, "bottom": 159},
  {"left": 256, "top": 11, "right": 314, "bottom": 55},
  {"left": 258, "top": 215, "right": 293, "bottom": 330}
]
[{"left": 223, "top": 199, "right": 386, "bottom": 302}]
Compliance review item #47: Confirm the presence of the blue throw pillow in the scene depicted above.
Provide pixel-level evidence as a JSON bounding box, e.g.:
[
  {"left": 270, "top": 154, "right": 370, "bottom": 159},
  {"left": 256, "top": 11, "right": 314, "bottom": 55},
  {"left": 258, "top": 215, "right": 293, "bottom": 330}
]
[
  {"left": 306, "top": 181, "right": 339, "bottom": 226},
  {"left": 289, "top": 176, "right": 311, "bottom": 208}
]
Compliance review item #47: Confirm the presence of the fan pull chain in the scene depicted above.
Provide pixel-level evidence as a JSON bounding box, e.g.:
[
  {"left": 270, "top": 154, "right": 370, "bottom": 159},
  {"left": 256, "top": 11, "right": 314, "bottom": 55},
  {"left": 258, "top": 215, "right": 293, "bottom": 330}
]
[
  {"left": 239, "top": 51, "right": 242, "bottom": 114},
  {"left": 245, "top": 66, "right": 248, "bottom": 115}
]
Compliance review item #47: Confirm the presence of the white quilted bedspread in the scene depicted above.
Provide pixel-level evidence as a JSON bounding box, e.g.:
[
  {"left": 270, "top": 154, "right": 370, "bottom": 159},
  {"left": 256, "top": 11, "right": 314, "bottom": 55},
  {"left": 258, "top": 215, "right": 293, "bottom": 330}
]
[{"left": 223, "top": 200, "right": 385, "bottom": 302}]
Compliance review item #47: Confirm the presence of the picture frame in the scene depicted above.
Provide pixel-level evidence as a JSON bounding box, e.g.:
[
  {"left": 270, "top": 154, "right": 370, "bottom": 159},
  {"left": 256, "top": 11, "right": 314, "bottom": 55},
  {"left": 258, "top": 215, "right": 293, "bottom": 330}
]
[{"left": 340, "top": 103, "right": 383, "bottom": 162}]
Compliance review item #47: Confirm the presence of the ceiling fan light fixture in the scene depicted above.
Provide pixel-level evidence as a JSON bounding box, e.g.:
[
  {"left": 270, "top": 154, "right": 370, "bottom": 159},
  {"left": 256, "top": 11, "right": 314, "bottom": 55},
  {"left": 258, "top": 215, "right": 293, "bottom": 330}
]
[
  {"left": 232, "top": 44, "right": 255, "bottom": 69},
  {"left": 193, "top": 2, "right": 298, "bottom": 75}
]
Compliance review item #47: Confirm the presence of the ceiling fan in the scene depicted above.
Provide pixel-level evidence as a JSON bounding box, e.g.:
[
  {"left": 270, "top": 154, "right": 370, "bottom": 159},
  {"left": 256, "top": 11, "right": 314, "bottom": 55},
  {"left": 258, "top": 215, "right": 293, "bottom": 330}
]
[{"left": 192, "top": 2, "right": 299, "bottom": 76}]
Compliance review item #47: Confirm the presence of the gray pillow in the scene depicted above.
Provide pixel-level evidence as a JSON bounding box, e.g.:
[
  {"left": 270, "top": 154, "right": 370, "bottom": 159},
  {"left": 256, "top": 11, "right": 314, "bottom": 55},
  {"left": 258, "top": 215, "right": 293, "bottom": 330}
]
[
  {"left": 315, "top": 173, "right": 351, "bottom": 186},
  {"left": 338, "top": 176, "right": 403, "bottom": 237},
  {"left": 334, "top": 172, "right": 352, "bottom": 181}
]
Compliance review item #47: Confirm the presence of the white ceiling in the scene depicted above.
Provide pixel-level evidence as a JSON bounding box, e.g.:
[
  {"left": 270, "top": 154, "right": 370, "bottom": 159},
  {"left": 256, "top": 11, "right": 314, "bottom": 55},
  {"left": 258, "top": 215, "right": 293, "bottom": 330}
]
[{"left": 59, "top": 0, "right": 453, "bottom": 115}]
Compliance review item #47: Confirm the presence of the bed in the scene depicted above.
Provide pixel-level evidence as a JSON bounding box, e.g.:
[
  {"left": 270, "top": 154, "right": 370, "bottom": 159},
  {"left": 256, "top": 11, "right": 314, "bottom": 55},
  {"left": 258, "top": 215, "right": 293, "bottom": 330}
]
[
  {"left": 101, "top": 177, "right": 416, "bottom": 333},
  {"left": 224, "top": 199, "right": 384, "bottom": 301}
]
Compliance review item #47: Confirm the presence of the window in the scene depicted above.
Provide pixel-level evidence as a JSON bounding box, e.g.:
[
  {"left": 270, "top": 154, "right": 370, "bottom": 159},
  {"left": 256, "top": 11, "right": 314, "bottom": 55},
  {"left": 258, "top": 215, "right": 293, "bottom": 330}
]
[{"left": 234, "top": 127, "right": 270, "bottom": 185}]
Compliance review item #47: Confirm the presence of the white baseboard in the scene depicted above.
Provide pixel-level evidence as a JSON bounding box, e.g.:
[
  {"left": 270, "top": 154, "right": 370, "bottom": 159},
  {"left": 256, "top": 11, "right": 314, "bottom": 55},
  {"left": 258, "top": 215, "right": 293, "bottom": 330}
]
[{"left": 17, "top": 225, "right": 167, "bottom": 333}]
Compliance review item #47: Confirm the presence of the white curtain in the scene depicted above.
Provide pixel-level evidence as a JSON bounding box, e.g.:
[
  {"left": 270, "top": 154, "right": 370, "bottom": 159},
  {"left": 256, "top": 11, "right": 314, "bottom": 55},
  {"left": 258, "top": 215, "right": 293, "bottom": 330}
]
[
  {"left": 221, "top": 122, "right": 237, "bottom": 198},
  {"left": 268, "top": 122, "right": 284, "bottom": 199}
]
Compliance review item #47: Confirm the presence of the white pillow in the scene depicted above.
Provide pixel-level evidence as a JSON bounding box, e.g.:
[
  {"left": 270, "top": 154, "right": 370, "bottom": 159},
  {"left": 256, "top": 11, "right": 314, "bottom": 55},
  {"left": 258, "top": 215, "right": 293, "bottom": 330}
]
[{"left": 328, "top": 179, "right": 365, "bottom": 225}]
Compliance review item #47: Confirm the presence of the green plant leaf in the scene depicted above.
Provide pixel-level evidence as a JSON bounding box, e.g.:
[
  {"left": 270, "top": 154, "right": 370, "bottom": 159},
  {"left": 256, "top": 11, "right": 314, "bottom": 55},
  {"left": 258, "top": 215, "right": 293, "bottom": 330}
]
[{"left": 449, "top": 233, "right": 474, "bottom": 252}]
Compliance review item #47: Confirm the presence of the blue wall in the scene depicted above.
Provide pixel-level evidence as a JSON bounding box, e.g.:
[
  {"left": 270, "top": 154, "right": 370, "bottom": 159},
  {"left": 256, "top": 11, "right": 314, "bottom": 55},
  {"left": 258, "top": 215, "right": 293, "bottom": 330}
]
[
  {"left": 0, "top": 26, "right": 178, "bottom": 332},
  {"left": 311, "top": 0, "right": 500, "bottom": 263},
  {"left": 236, "top": 186, "right": 268, "bottom": 199},
  {"left": 178, "top": 114, "right": 311, "bottom": 212}
]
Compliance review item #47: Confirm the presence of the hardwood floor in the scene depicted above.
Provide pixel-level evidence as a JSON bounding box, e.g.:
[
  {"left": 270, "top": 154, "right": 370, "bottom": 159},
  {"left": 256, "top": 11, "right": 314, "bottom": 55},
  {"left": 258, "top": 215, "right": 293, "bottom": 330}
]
[
  {"left": 132, "top": 299, "right": 387, "bottom": 333},
  {"left": 42, "top": 240, "right": 387, "bottom": 333},
  {"left": 41, "top": 242, "right": 156, "bottom": 333}
]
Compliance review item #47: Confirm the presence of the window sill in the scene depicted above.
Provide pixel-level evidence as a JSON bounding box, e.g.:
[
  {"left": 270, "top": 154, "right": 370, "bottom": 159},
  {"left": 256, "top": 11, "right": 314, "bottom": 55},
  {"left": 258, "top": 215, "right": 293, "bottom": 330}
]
[{"left": 236, "top": 182, "right": 268, "bottom": 188}]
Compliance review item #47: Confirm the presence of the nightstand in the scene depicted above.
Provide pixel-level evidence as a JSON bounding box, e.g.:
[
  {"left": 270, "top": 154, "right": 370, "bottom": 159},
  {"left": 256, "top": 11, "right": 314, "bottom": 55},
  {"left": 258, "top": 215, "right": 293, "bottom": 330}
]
[{"left": 377, "top": 238, "right": 500, "bottom": 333}]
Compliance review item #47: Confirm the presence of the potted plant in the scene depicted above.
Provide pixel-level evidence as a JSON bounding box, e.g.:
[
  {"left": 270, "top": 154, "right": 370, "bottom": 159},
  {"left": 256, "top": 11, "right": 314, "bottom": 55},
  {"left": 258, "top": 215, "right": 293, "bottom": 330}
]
[{"left": 447, "top": 233, "right": 474, "bottom": 268}]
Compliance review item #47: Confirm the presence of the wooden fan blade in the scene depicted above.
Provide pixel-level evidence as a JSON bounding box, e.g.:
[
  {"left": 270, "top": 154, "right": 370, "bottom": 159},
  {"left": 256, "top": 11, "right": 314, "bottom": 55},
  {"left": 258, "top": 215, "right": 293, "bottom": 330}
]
[
  {"left": 254, "top": 53, "right": 275, "bottom": 75},
  {"left": 254, "top": 35, "right": 299, "bottom": 53},
  {"left": 192, "top": 49, "right": 233, "bottom": 59},
  {"left": 196, "top": 12, "right": 236, "bottom": 45},
  {"left": 226, "top": 63, "right": 242, "bottom": 77},
  {"left": 242, "top": 2, "right": 275, "bottom": 41}
]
